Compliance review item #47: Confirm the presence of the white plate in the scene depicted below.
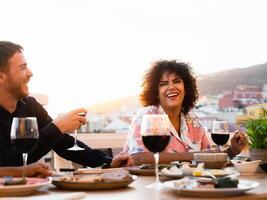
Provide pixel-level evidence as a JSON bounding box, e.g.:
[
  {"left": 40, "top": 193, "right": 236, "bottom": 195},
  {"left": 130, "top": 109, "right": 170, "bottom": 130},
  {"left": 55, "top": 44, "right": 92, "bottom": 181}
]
[
  {"left": 159, "top": 167, "right": 184, "bottom": 179},
  {"left": 160, "top": 167, "right": 237, "bottom": 179},
  {"left": 163, "top": 179, "right": 259, "bottom": 197},
  {"left": 0, "top": 178, "right": 50, "bottom": 197}
]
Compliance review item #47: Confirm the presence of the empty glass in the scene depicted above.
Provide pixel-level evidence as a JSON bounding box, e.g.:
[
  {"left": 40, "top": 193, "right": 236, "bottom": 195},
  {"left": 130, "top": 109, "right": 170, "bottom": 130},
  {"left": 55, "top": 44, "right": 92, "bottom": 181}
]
[{"left": 68, "top": 113, "right": 86, "bottom": 151}]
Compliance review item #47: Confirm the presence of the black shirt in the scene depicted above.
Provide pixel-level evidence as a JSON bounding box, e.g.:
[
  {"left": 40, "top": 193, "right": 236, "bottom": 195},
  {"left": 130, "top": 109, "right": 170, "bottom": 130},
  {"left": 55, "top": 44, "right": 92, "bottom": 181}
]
[{"left": 0, "top": 96, "right": 112, "bottom": 167}]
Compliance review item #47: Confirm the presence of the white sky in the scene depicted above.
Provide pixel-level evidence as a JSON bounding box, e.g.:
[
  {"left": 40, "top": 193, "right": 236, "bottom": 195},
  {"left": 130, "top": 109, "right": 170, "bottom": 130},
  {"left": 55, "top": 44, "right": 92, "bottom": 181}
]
[{"left": 1, "top": 0, "right": 267, "bottom": 116}]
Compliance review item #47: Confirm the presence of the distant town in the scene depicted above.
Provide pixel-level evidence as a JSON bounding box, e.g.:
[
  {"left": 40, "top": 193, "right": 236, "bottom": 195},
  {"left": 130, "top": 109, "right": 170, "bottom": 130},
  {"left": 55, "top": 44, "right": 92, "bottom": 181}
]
[{"left": 79, "top": 84, "right": 267, "bottom": 134}]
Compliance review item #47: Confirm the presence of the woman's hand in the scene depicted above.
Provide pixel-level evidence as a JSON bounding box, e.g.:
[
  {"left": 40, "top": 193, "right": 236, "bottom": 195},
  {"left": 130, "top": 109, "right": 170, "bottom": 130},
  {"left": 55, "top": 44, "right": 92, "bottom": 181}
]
[
  {"left": 230, "top": 129, "right": 248, "bottom": 155},
  {"left": 24, "top": 162, "right": 52, "bottom": 178},
  {"left": 110, "top": 152, "right": 134, "bottom": 168}
]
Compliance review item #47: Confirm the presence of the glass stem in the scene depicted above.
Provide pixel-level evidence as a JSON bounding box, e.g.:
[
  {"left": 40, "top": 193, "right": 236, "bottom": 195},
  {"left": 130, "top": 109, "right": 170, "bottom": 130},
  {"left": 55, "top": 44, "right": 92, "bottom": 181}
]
[
  {"left": 22, "top": 153, "right": 28, "bottom": 178},
  {"left": 218, "top": 145, "right": 222, "bottom": 152},
  {"left": 154, "top": 152, "right": 160, "bottom": 184},
  {"left": 74, "top": 129, "right": 78, "bottom": 146}
]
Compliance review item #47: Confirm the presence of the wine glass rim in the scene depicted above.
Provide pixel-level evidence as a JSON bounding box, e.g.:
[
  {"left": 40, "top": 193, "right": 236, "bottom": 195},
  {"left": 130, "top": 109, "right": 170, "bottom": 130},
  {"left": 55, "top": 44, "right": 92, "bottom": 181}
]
[{"left": 13, "top": 117, "right": 37, "bottom": 120}]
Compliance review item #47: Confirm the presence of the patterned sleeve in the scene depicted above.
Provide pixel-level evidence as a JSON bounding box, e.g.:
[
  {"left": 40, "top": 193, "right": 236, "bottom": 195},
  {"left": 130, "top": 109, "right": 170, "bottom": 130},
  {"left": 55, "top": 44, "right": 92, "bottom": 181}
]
[
  {"left": 123, "top": 106, "right": 157, "bottom": 154},
  {"left": 187, "top": 111, "right": 211, "bottom": 151},
  {"left": 123, "top": 112, "right": 147, "bottom": 154},
  {"left": 201, "top": 127, "right": 211, "bottom": 150}
]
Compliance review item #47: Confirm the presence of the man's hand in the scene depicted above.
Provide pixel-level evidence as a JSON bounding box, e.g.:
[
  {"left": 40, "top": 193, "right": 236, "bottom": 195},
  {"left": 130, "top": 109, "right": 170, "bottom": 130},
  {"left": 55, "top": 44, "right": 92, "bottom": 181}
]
[
  {"left": 53, "top": 108, "right": 87, "bottom": 134},
  {"left": 24, "top": 162, "right": 52, "bottom": 178},
  {"left": 230, "top": 130, "right": 248, "bottom": 155},
  {"left": 110, "top": 152, "right": 134, "bottom": 168}
]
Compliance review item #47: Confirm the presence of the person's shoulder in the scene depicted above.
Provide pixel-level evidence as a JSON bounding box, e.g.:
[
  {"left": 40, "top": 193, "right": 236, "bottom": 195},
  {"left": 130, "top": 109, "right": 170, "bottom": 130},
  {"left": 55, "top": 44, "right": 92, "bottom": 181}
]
[
  {"left": 185, "top": 111, "right": 202, "bottom": 128},
  {"left": 186, "top": 111, "right": 199, "bottom": 119},
  {"left": 21, "top": 96, "right": 44, "bottom": 110},
  {"left": 22, "top": 96, "right": 39, "bottom": 104},
  {"left": 136, "top": 105, "right": 158, "bottom": 116},
  {"left": 131, "top": 105, "right": 158, "bottom": 122}
]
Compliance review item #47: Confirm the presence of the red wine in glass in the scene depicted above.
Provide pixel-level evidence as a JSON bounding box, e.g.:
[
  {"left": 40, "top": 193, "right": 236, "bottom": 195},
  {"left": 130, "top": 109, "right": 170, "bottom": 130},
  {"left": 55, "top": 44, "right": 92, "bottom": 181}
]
[
  {"left": 211, "top": 121, "right": 230, "bottom": 151},
  {"left": 211, "top": 133, "right": 230, "bottom": 146},
  {"left": 142, "top": 135, "right": 171, "bottom": 153},
  {"left": 141, "top": 114, "right": 171, "bottom": 190},
  {"left": 10, "top": 117, "right": 39, "bottom": 178},
  {"left": 12, "top": 138, "right": 38, "bottom": 153}
]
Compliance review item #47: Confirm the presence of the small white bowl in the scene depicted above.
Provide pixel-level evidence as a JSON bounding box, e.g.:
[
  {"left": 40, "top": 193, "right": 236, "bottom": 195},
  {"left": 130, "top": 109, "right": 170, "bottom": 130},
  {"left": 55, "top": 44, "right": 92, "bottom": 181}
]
[{"left": 231, "top": 160, "right": 261, "bottom": 175}]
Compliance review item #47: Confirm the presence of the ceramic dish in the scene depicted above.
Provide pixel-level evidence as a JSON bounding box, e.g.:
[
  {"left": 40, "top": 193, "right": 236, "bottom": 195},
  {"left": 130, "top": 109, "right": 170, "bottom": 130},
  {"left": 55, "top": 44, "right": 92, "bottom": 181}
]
[
  {"left": 0, "top": 178, "right": 50, "bottom": 197},
  {"left": 125, "top": 166, "right": 155, "bottom": 176},
  {"left": 164, "top": 179, "right": 259, "bottom": 197},
  {"left": 231, "top": 160, "right": 261, "bottom": 175},
  {"left": 51, "top": 175, "right": 136, "bottom": 190}
]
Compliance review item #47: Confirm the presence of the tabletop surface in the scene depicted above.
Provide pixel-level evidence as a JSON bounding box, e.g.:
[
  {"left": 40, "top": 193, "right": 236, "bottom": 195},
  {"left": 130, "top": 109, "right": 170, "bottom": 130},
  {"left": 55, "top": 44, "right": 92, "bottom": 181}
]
[{"left": 1, "top": 173, "right": 267, "bottom": 200}]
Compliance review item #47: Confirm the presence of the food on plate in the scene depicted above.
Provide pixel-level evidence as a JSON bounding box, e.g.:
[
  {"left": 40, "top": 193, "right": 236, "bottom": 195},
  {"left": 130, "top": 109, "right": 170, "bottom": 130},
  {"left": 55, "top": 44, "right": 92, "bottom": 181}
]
[
  {"left": 58, "top": 175, "right": 102, "bottom": 183},
  {"left": 193, "top": 169, "right": 203, "bottom": 176},
  {"left": 1, "top": 177, "right": 27, "bottom": 186},
  {"left": 208, "top": 169, "right": 227, "bottom": 177},
  {"left": 161, "top": 166, "right": 183, "bottom": 176},
  {"left": 192, "top": 163, "right": 204, "bottom": 176},
  {"left": 215, "top": 177, "right": 239, "bottom": 188},
  {"left": 100, "top": 169, "right": 132, "bottom": 182},
  {"left": 162, "top": 162, "right": 228, "bottom": 177},
  {"left": 139, "top": 164, "right": 171, "bottom": 170},
  {"left": 56, "top": 169, "right": 132, "bottom": 183},
  {"left": 174, "top": 177, "right": 239, "bottom": 189}
]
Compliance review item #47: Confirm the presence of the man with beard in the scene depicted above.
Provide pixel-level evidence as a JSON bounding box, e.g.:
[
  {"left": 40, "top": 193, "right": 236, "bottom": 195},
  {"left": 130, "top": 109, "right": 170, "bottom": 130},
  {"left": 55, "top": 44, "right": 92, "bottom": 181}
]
[{"left": 0, "top": 41, "right": 132, "bottom": 168}]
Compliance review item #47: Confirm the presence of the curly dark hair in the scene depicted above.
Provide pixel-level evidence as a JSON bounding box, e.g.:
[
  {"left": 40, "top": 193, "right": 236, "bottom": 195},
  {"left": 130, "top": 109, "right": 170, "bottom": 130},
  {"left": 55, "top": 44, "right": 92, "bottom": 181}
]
[
  {"left": 140, "top": 60, "right": 199, "bottom": 115},
  {"left": 0, "top": 41, "right": 23, "bottom": 72}
]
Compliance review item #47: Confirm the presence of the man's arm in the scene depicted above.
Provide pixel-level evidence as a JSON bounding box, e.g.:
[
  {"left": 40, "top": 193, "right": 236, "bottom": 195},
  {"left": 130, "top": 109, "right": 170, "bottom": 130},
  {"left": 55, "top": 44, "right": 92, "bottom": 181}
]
[
  {"left": 26, "top": 97, "right": 113, "bottom": 167},
  {"left": 131, "top": 152, "right": 193, "bottom": 165},
  {"left": 26, "top": 97, "right": 64, "bottom": 163},
  {"left": 53, "top": 135, "right": 112, "bottom": 167},
  {"left": 0, "top": 163, "right": 51, "bottom": 177}
]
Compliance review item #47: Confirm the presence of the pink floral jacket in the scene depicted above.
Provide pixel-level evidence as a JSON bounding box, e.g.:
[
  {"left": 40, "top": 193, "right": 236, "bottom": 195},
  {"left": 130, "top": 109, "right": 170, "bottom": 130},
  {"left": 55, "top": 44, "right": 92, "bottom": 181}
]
[{"left": 123, "top": 105, "right": 211, "bottom": 155}]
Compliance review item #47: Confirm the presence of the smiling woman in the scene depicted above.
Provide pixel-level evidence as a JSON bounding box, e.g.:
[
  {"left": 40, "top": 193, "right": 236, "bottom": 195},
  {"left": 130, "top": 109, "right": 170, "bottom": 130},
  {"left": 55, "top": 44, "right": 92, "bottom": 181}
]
[
  {"left": 122, "top": 60, "right": 247, "bottom": 165},
  {"left": 123, "top": 60, "right": 206, "bottom": 156}
]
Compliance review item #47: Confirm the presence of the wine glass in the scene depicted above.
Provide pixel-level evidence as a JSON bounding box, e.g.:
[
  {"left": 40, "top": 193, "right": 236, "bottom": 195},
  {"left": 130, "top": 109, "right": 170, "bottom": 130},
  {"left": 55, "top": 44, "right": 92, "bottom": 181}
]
[
  {"left": 211, "top": 121, "right": 230, "bottom": 151},
  {"left": 10, "top": 117, "right": 39, "bottom": 178},
  {"left": 68, "top": 112, "right": 85, "bottom": 151},
  {"left": 141, "top": 114, "right": 171, "bottom": 190}
]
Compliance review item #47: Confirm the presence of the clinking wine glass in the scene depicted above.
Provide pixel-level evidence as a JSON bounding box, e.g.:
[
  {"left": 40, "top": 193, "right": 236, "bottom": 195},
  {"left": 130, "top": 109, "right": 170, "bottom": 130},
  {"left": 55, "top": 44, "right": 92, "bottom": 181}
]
[
  {"left": 141, "top": 114, "right": 171, "bottom": 190},
  {"left": 68, "top": 112, "right": 86, "bottom": 151},
  {"left": 211, "top": 120, "right": 230, "bottom": 151},
  {"left": 10, "top": 117, "right": 39, "bottom": 178}
]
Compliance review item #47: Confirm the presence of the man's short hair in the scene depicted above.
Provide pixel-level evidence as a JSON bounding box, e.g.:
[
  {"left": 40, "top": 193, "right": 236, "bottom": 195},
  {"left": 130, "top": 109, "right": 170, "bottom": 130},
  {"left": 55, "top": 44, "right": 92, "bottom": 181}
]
[{"left": 0, "top": 41, "right": 23, "bottom": 72}]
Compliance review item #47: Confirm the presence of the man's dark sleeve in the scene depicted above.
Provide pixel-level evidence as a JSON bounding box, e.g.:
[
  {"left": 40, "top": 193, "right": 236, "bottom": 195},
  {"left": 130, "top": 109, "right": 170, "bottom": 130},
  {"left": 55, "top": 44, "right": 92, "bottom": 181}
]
[
  {"left": 27, "top": 97, "right": 65, "bottom": 163},
  {"left": 53, "top": 135, "right": 112, "bottom": 167},
  {"left": 27, "top": 97, "right": 112, "bottom": 167}
]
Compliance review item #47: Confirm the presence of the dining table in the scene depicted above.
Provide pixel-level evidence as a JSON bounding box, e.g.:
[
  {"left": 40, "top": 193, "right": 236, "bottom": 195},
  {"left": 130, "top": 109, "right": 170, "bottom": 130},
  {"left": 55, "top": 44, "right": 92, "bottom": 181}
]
[{"left": 1, "top": 172, "right": 267, "bottom": 200}]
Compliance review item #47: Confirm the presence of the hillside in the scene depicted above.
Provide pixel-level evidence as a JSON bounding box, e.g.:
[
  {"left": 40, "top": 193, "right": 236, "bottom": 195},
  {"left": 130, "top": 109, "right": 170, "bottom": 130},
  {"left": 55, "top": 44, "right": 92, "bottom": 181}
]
[
  {"left": 88, "top": 62, "right": 267, "bottom": 114},
  {"left": 87, "top": 95, "right": 139, "bottom": 115},
  {"left": 198, "top": 62, "right": 267, "bottom": 95}
]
